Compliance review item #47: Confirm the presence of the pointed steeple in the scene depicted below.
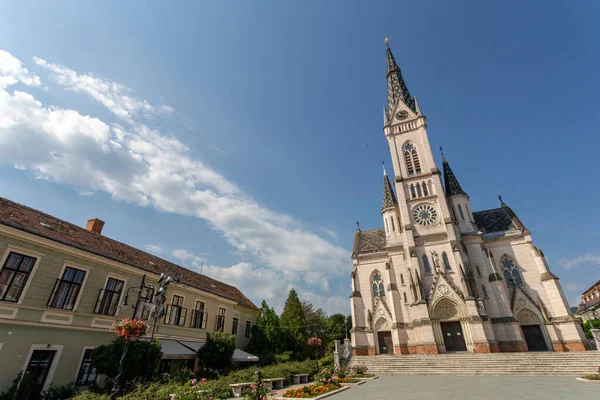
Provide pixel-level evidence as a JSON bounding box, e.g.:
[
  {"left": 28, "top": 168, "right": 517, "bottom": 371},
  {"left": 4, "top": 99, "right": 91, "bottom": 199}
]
[
  {"left": 382, "top": 162, "right": 398, "bottom": 210},
  {"left": 440, "top": 147, "right": 467, "bottom": 197},
  {"left": 385, "top": 39, "right": 417, "bottom": 114}
]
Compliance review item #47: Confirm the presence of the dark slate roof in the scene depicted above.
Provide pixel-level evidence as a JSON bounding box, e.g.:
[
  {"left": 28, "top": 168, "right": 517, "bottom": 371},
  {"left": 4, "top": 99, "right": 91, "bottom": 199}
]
[
  {"left": 382, "top": 173, "right": 398, "bottom": 210},
  {"left": 354, "top": 228, "right": 386, "bottom": 254},
  {"left": 0, "top": 197, "right": 258, "bottom": 310},
  {"left": 386, "top": 43, "right": 416, "bottom": 114},
  {"left": 472, "top": 207, "right": 517, "bottom": 234},
  {"left": 442, "top": 159, "right": 467, "bottom": 198}
]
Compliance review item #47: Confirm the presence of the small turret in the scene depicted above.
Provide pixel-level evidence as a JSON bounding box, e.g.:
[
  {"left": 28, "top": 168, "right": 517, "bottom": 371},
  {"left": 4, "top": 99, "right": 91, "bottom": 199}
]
[
  {"left": 441, "top": 147, "right": 476, "bottom": 233},
  {"left": 381, "top": 162, "right": 402, "bottom": 245}
]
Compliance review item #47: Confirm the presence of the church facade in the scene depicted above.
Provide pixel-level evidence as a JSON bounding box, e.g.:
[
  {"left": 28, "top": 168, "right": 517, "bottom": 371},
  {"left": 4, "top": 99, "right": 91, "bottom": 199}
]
[{"left": 349, "top": 41, "right": 586, "bottom": 355}]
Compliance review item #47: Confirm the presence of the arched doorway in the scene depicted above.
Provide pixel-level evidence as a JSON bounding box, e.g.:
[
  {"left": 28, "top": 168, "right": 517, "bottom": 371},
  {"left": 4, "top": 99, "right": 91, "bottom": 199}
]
[
  {"left": 517, "top": 308, "right": 549, "bottom": 351},
  {"left": 431, "top": 299, "right": 471, "bottom": 352},
  {"left": 374, "top": 317, "right": 393, "bottom": 354}
]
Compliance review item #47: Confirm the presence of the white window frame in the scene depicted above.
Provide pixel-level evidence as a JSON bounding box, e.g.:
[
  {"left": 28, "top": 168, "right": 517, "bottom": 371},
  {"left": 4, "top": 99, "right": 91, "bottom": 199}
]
[
  {"left": 50, "top": 262, "right": 90, "bottom": 312},
  {"left": 245, "top": 317, "right": 253, "bottom": 339},
  {"left": 167, "top": 293, "right": 186, "bottom": 326},
  {"left": 0, "top": 245, "right": 43, "bottom": 305},
  {"left": 74, "top": 346, "right": 97, "bottom": 386},
  {"left": 21, "top": 344, "right": 64, "bottom": 392},
  {"left": 216, "top": 305, "right": 227, "bottom": 332}
]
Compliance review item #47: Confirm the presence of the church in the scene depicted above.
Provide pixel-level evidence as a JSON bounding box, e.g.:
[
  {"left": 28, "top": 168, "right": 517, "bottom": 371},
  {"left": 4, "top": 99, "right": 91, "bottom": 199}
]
[{"left": 349, "top": 40, "right": 586, "bottom": 355}]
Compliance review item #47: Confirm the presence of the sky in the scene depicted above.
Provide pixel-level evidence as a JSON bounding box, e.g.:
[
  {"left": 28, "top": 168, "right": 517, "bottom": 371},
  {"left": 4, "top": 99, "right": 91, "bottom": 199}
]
[{"left": 0, "top": 1, "right": 599, "bottom": 314}]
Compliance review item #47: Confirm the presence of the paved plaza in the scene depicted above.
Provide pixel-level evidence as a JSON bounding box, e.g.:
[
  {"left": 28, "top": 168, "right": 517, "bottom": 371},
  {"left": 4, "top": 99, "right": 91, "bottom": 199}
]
[{"left": 334, "top": 376, "right": 599, "bottom": 400}]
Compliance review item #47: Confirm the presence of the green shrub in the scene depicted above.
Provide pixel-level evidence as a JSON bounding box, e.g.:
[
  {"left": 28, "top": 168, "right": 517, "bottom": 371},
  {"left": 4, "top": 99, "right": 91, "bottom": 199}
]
[
  {"left": 0, "top": 371, "right": 38, "bottom": 400},
  {"left": 162, "top": 368, "right": 194, "bottom": 384},
  {"left": 582, "top": 319, "right": 600, "bottom": 339},
  {"left": 70, "top": 392, "right": 109, "bottom": 400},
  {"left": 43, "top": 383, "right": 77, "bottom": 400},
  {"left": 583, "top": 374, "right": 600, "bottom": 380},
  {"left": 197, "top": 332, "right": 236, "bottom": 374},
  {"left": 319, "top": 355, "right": 334, "bottom": 370}
]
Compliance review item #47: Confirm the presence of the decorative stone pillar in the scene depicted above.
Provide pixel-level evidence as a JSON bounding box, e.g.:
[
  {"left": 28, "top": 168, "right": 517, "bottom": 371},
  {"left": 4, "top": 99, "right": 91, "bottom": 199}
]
[{"left": 591, "top": 329, "right": 600, "bottom": 351}]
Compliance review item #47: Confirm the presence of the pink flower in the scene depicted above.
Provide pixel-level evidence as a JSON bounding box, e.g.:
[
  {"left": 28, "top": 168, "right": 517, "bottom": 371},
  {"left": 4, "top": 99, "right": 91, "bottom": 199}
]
[
  {"left": 191, "top": 379, "right": 197, "bottom": 385},
  {"left": 202, "top": 378, "right": 207, "bottom": 384}
]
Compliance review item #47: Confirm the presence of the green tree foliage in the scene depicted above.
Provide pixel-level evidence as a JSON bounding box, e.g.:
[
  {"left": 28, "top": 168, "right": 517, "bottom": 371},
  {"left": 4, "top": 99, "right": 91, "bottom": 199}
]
[
  {"left": 280, "top": 289, "right": 308, "bottom": 356},
  {"left": 245, "top": 300, "right": 282, "bottom": 364},
  {"left": 91, "top": 338, "right": 162, "bottom": 384},
  {"left": 582, "top": 319, "right": 600, "bottom": 339},
  {"left": 197, "top": 331, "right": 236, "bottom": 373}
]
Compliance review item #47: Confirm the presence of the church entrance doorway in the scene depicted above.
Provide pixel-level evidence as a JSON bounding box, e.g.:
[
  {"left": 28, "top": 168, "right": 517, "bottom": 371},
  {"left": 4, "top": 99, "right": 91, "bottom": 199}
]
[
  {"left": 377, "top": 331, "right": 393, "bottom": 354},
  {"left": 521, "top": 325, "right": 548, "bottom": 351},
  {"left": 440, "top": 321, "right": 467, "bottom": 352}
]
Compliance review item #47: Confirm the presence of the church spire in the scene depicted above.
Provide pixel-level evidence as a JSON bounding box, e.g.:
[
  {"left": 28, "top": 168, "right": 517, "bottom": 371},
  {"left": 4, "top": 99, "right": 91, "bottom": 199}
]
[
  {"left": 385, "top": 38, "right": 417, "bottom": 114},
  {"left": 440, "top": 147, "right": 467, "bottom": 197},
  {"left": 382, "top": 162, "right": 398, "bottom": 210}
]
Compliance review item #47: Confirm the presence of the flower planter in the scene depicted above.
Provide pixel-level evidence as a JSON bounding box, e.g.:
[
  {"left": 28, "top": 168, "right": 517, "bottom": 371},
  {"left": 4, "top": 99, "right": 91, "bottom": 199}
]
[{"left": 279, "top": 385, "right": 349, "bottom": 400}]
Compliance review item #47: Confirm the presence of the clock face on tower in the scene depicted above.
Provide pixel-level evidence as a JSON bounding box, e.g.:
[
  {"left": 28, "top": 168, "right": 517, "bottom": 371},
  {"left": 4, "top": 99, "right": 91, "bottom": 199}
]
[
  {"left": 395, "top": 110, "right": 409, "bottom": 120},
  {"left": 413, "top": 204, "right": 439, "bottom": 226}
]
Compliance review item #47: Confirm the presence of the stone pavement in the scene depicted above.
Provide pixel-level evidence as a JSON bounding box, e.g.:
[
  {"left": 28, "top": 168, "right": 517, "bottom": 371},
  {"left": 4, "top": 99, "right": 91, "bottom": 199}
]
[{"left": 332, "top": 376, "right": 599, "bottom": 400}]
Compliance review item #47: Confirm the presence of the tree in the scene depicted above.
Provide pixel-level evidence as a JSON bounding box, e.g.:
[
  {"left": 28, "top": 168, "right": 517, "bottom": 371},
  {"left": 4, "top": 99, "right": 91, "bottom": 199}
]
[
  {"left": 582, "top": 319, "right": 600, "bottom": 339},
  {"left": 197, "top": 331, "right": 236, "bottom": 373},
  {"left": 280, "top": 289, "right": 308, "bottom": 356},
  {"left": 91, "top": 338, "right": 162, "bottom": 384},
  {"left": 246, "top": 300, "right": 282, "bottom": 359}
]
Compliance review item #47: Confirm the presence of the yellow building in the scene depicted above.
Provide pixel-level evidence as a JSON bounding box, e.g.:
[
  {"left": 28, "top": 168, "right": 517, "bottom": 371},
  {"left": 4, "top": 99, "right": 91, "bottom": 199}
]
[{"left": 0, "top": 197, "right": 258, "bottom": 397}]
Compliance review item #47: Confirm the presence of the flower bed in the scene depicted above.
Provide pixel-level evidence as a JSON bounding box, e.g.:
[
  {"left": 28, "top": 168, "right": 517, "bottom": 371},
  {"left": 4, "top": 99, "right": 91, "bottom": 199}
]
[
  {"left": 334, "top": 378, "right": 362, "bottom": 384},
  {"left": 582, "top": 374, "right": 600, "bottom": 380},
  {"left": 283, "top": 383, "right": 341, "bottom": 398},
  {"left": 349, "top": 374, "right": 376, "bottom": 378}
]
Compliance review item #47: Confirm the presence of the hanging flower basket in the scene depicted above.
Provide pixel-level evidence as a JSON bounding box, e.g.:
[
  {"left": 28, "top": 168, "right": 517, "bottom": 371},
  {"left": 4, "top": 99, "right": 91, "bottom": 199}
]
[
  {"left": 307, "top": 336, "right": 322, "bottom": 347},
  {"left": 112, "top": 318, "right": 150, "bottom": 342}
]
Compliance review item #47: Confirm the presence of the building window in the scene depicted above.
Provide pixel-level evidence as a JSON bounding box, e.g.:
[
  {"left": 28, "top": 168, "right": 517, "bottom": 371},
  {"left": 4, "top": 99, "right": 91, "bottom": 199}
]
[
  {"left": 501, "top": 257, "right": 524, "bottom": 287},
  {"left": 475, "top": 265, "right": 482, "bottom": 277},
  {"left": 76, "top": 349, "right": 97, "bottom": 386},
  {"left": 216, "top": 307, "right": 226, "bottom": 331},
  {"left": 403, "top": 292, "right": 408, "bottom": 303},
  {"left": 390, "top": 217, "right": 395, "bottom": 232},
  {"left": 165, "top": 295, "right": 187, "bottom": 326},
  {"left": 442, "top": 252, "right": 451, "bottom": 271},
  {"left": 410, "top": 184, "right": 416, "bottom": 198},
  {"left": 404, "top": 143, "right": 421, "bottom": 175},
  {"left": 371, "top": 272, "right": 385, "bottom": 297},
  {"left": 400, "top": 273, "right": 404, "bottom": 284},
  {"left": 481, "top": 285, "right": 488, "bottom": 298},
  {"left": 422, "top": 255, "right": 431, "bottom": 274},
  {"left": 245, "top": 320, "right": 252, "bottom": 338},
  {"left": 385, "top": 218, "right": 389, "bottom": 234},
  {"left": 94, "top": 278, "right": 124, "bottom": 316},
  {"left": 190, "top": 301, "right": 207, "bottom": 329},
  {"left": 458, "top": 204, "right": 465, "bottom": 220},
  {"left": 232, "top": 317, "right": 239, "bottom": 335},
  {"left": 416, "top": 183, "right": 423, "bottom": 197},
  {"left": 0, "top": 252, "right": 36, "bottom": 303},
  {"left": 47, "top": 267, "right": 86, "bottom": 310},
  {"left": 422, "top": 182, "right": 429, "bottom": 196}
]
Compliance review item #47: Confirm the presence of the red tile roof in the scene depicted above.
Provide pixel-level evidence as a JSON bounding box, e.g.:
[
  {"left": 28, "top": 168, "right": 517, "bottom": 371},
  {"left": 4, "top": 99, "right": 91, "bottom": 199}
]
[{"left": 0, "top": 197, "right": 257, "bottom": 310}]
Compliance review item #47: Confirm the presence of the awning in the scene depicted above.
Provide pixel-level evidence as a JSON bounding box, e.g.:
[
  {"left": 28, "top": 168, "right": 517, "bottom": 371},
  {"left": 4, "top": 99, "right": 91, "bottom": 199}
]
[
  {"left": 159, "top": 339, "right": 198, "bottom": 360},
  {"left": 232, "top": 348, "right": 259, "bottom": 362},
  {"left": 177, "top": 340, "right": 204, "bottom": 353}
]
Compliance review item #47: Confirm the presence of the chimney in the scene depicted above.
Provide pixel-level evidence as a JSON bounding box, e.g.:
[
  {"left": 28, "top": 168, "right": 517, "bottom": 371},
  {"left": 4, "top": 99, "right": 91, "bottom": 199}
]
[{"left": 86, "top": 218, "right": 105, "bottom": 234}]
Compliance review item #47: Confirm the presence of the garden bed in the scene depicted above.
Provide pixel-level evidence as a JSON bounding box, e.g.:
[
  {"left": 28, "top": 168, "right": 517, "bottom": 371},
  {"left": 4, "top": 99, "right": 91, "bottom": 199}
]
[
  {"left": 281, "top": 383, "right": 349, "bottom": 399},
  {"left": 349, "top": 374, "right": 377, "bottom": 380},
  {"left": 576, "top": 374, "right": 600, "bottom": 383}
]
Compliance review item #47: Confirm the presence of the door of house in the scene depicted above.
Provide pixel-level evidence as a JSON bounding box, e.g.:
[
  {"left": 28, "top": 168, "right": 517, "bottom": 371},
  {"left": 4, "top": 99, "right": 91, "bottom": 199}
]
[
  {"left": 440, "top": 321, "right": 467, "bottom": 352},
  {"left": 25, "top": 350, "right": 56, "bottom": 400},
  {"left": 521, "top": 325, "right": 548, "bottom": 351},
  {"left": 377, "top": 331, "right": 393, "bottom": 354}
]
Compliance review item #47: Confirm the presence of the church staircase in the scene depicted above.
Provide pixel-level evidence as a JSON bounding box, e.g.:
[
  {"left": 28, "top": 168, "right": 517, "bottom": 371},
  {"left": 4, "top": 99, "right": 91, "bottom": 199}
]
[{"left": 349, "top": 353, "right": 600, "bottom": 376}]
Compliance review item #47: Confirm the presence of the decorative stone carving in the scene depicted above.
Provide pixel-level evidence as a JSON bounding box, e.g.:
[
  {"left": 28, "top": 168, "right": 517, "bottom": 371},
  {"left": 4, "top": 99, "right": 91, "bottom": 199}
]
[
  {"left": 517, "top": 308, "right": 540, "bottom": 325},
  {"left": 517, "top": 298, "right": 527, "bottom": 307},
  {"left": 431, "top": 251, "right": 440, "bottom": 269},
  {"left": 375, "top": 317, "right": 391, "bottom": 331},
  {"left": 439, "top": 285, "right": 449, "bottom": 295},
  {"left": 437, "top": 304, "right": 457, "bottom": 320}
]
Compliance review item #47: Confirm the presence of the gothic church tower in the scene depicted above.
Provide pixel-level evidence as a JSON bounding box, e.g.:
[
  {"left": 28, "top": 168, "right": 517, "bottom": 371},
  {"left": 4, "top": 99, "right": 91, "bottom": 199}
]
[{"left": 350, "top": 40, "right": 586, "bottom": 356}]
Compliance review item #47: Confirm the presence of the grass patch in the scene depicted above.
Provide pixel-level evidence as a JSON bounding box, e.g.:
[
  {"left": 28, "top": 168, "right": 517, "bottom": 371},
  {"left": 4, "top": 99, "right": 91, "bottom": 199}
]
[{"left": 583, "top": 374, "right": 600, "bottom": 380}]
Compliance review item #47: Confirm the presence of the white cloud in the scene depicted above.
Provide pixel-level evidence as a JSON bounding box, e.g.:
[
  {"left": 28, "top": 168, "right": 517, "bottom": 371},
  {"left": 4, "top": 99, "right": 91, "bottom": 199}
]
[
  {"left": 559, "top": 253, "right": 600, "bottom": 270},
  {"left": 145, "top": 244, "right": 163, "bottom": 254},
  {"left": 78, "top": 191, "right": 94, "bottom": 197},
  {"left": 298, "top": 289, "right": 349, "bottom": 315},
  {"left": 0, "top": 50, "right": 350, "bottom": 311},
  {"left": 0, "top": 50, "right": 41, "bottom": 89},
  {"left": 320, "top": 228, "right": 338, "bottom": 240},
  {"left": 33, "top": 57, "right": 172, "bottom": 123}
]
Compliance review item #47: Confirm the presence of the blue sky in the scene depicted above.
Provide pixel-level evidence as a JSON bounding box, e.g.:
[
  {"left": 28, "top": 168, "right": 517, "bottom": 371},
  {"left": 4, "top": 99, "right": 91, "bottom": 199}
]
[{"left": 0, "top": 1, "right": 599, "bottom": 313}]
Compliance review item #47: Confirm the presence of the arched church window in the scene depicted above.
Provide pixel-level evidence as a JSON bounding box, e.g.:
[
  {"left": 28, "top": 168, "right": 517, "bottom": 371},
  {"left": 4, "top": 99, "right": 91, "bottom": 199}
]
[
  {"left": 442, "top": 252, "right": 451, "bottom": 271},
  {"left": 422, "top": 255, "right": 432, "bottom": 274},
  {"left": 410, "top": 184, "right": 416, "bottom": 199},
  {"left": 400, "top": 273, "right": 404, "bottom": 284},
  {"left": 372, "top": 272, "right": 385, "bottom": 297},
  {"left": 476, "top": 265, "right": 482, "bottom": 277},
  {"left": 412, "top": 150, "right": 421, "bottom": 173},
  {"left": 450, "top": 207, "right": 457, "bottom": 222},
  {"left": 481, "top": 285, "right": 488, "bottom": 297},
  {"left": 403, "top": 292, "right": 408, "bottom": 303},
  {"left": 416, "top": 183, "right": 422, "bottom": 197},
  {"left": 391, "top": 217, "right": 395, "bottom": 231},
  {"left": 385, "top": 218, "right": 389, "bottom": 234},
  {"left": 458, "top": 204, "right": 465, "bottom": 220},
  {"left": 501, "top": 257, "right": 524, "bottom": 287},
  {"left": 405, "top": 151, "right": 414, "bottom": 175},
  {"left": 422, "top": 182, "right": 429, "bottom": 196}
]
